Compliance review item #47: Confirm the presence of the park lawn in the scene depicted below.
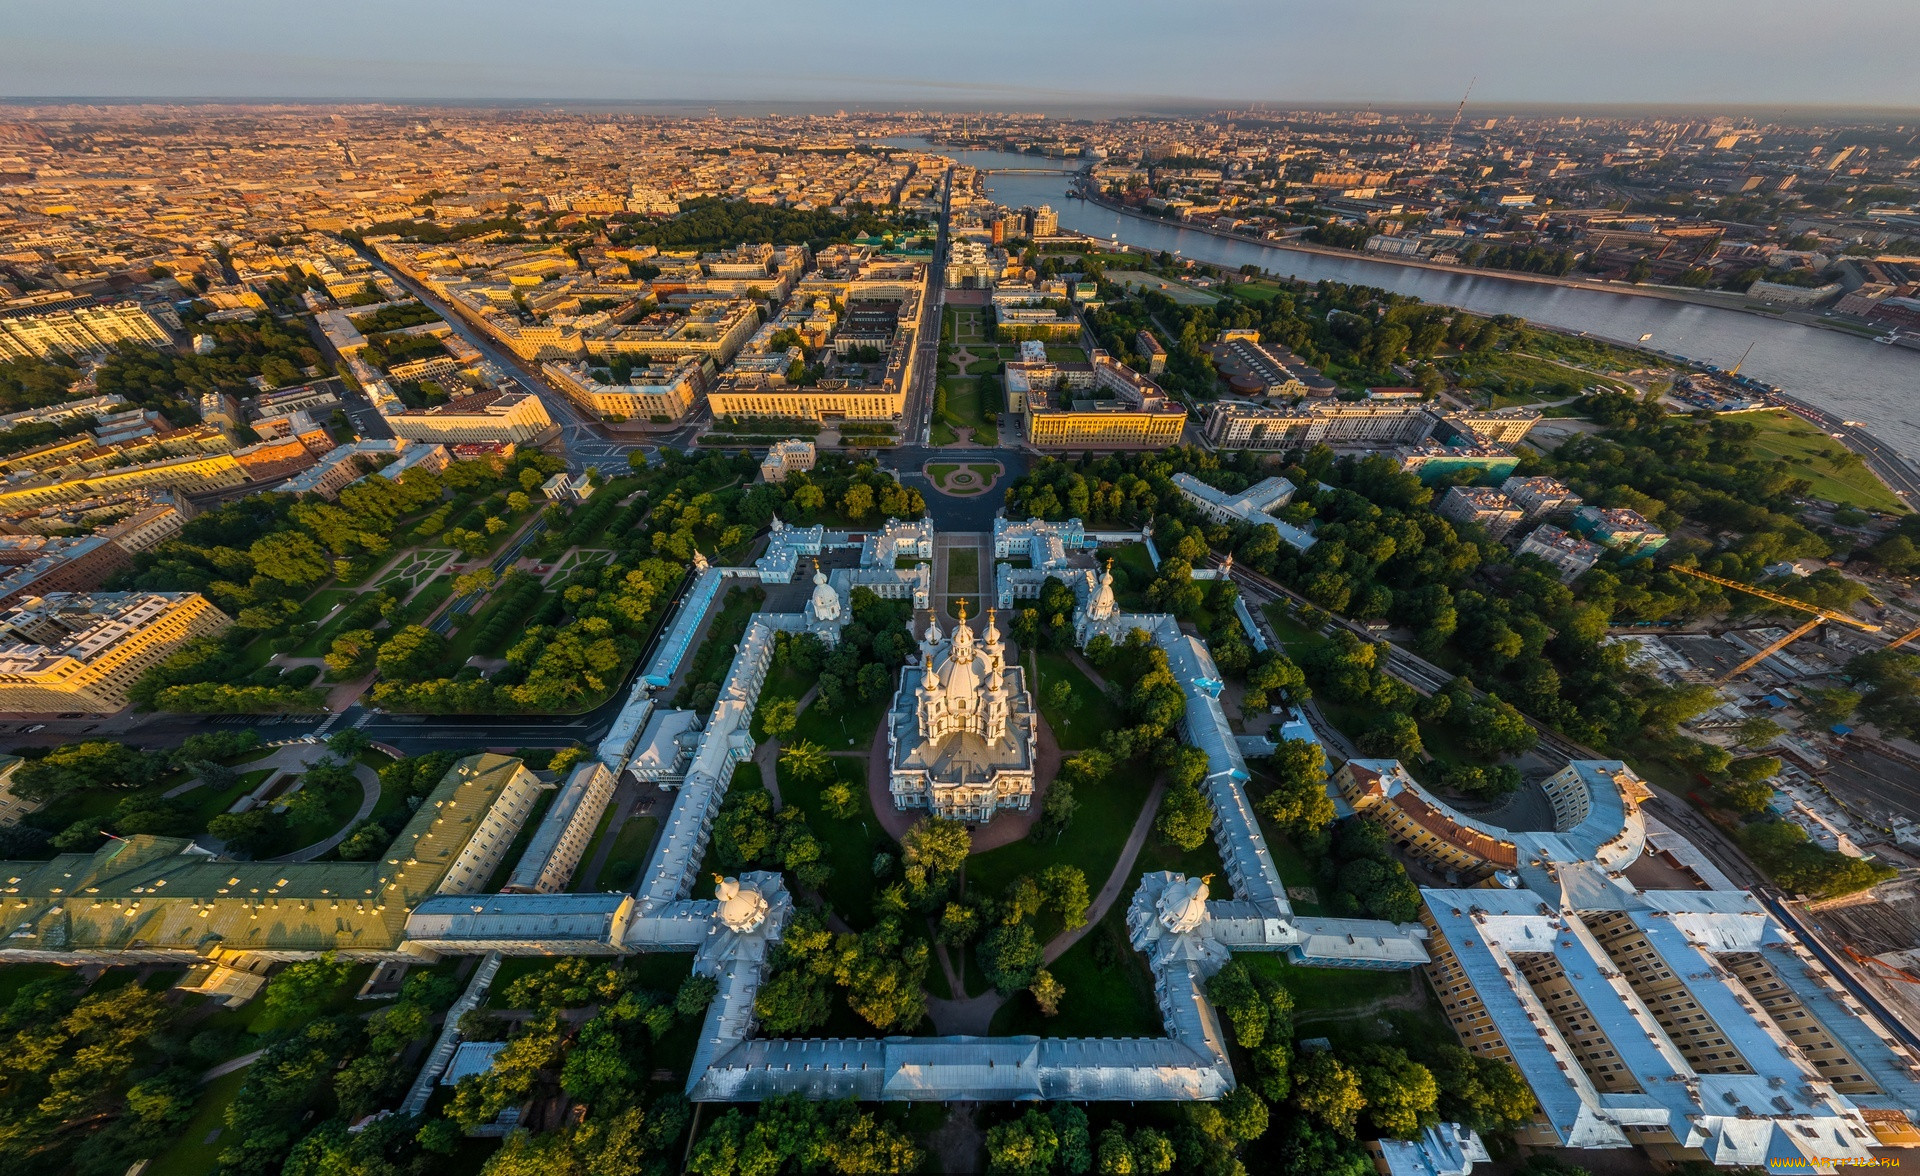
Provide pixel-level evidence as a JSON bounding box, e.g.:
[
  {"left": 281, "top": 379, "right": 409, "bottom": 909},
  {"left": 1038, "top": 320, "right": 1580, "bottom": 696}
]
[
  {"left": 1227, "top": 280, "right": 1283, "bottom": 304},
  {"left": 793, "top": 688, "right": 890, "bottom": 751},
  {"left": 442, "top": 581, "right": 551, "bottom": 667},
  {"left": 1442, "top": 348, "right": 1591, "bottom": 397},
  {"left": 264, "top": 769, "right": 372, "bottom": 859},
  {"left": 965, "top": 357, "right": 1001, "bottom": 376},
  {"left": 358, "top": 749, "right": 411, "bottom": 828},
  {"left": 989, "top": 902, "right": 1161, "bottom": 1039},
  {"left": 673, "top": 585, "right": 766, "bottom": 705},
  {"left": 176, "top": 768, "right": 274, "bottom": 829},
  {"left": 1260, "top": 602, "right": 1327, "bottom": 652},
  {"left": 966, "top": 770, "right": 1155, "bottom": 903},
  {"left": 947, "top": 378, "right": 999, "bottom": 445},
  {"left": 1030, "top": 650, "right": 1113, "bottom": 750},
  {"left": 1239, "top": 953, "right": 1418, "bottom": 1018},
  {"left": 291, "top": 589, "right": 386, "bottom": 657},
  {"left": 1049, "top": 346, "right": 1089, "bottom": 363},
  {"left": 947, "top": 547, "right": 980, "bottom": 594},
  {"left": 778, "top": 756, "right": 885, "bottom": 928},
  {"left": 930, "top": 416, "right": 960, "bottom": 446},
  {"left": 0, "top": 962, "right": 75, "bottom": 1004},
  {"left": 595, "top": 814, "right": 661, "bottom": 892},
  {"left": 750, "top": 659, "right": 813, "bottom": 741},
  {"left": 391, "top": 577, "right": 454, "bottom": 627},
  {"left": 1135, "top": 826, "right": 1226, "bottom": 881},
  {"left": 1742, "top": 409, "right": 1905, "bottom": 512},
  {"left": 146, "top": 1068, "right": 249, "bottom": 1176},
  {"left": 1251, "top": 806, "right": 1328, "bottom": 916}
]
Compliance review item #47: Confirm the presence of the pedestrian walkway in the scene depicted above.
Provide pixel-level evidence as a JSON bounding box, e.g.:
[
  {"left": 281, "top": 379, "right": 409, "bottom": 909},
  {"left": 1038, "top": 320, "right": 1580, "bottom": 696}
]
[{"left": 1043, "top": 779, "right": 1165, "bottom": 966}]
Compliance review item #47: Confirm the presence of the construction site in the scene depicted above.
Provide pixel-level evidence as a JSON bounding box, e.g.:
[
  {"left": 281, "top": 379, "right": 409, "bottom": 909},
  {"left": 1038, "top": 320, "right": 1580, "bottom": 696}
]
[{"left": 1612, "top": 565, "right": 1920, "bottom": 1035}]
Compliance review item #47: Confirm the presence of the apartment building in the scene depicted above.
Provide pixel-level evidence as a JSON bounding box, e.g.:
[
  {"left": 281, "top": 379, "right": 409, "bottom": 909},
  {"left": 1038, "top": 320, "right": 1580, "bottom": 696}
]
[
  {"left": 1573, "top": 506, "right": 1668, "bottom": 556},
  {"left": 760, "top": 439, "right": 816, "bottom": 483},
  {"left": 707, "top": 369, "right": 906, "bottom": 423},
  {"left": 1515, "top": 524, "right": 1606, "bottom": 583},
  {"left": 1207, "top": 331, "right": 1338, "bottom": 398},
  {"left": 0, "top": 300, "right": 173, "bottom": 361},
  {"left": 585, "top": 300, "right": 760, "bottom": 366},
  {"left": 0, "top": 450, "right": 252, "bottom": 511},
  {"left": 0, "top": 591, "right": 231, "bottom": 713},
  {"left": 1171, "top": 472, "right": 1316, "bottom": 551},
  {"left": 0, "top": 754, "right": 552, "bottom": 963},
  {"left": 1436, "top": 486, "right": 1526, "bottom": 540},
  {"left": 994, "top": 304, "right": 1081, "bottom": 342},
  {"left": 0, "top": 535, "right": 135, "bottom": 607},
  {"left": 281, "top": 439, "right": 448, "bottom": 499},
  {"left": 1420, "top": 887, "right": 1920, "bottom": 1163},
  {"left": 503, "top": 762, "right": 616, "bottom": 894},
  {"left": 544, "top": 358, "right": 702, "bottom": 422},
  {"left": 1205, "top": 407, "right": 1536, "bottom": 457},
  {"left": 385, "top": 388, "right": 557, "bottom": 446},
  {"left": 1024, "top": 351, "right": 1185, "bottom": 449},
  {"left": 1502, "top": 475, "right": 1582, "bottom": 519}
]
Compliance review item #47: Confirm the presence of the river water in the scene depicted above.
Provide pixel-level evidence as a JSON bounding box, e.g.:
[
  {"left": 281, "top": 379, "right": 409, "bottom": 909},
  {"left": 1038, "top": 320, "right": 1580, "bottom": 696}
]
[{"left": 889, "top": 139, "right": 1920, "bottom": 458}]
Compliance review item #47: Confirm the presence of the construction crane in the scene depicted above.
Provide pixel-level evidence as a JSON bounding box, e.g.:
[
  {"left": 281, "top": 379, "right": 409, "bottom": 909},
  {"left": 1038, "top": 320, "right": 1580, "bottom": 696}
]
[
  {"left": 1434, "top": 77, "right": 1476, "bottom": 171},
  {"left": 1728, "top": 341, "right": 1756, "bottom": 379},
  {"left": 1842, "top": 943, "right": 1920, "bottom": 985},
  {"left": 1672, "top": 566, "right": 1880, "bottom": 681}
]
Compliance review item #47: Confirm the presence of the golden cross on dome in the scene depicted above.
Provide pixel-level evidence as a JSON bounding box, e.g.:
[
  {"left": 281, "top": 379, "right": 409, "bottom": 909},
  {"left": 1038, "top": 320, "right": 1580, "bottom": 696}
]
[{"left": 956, "top": 598, "right": 967, "bottom": 623}]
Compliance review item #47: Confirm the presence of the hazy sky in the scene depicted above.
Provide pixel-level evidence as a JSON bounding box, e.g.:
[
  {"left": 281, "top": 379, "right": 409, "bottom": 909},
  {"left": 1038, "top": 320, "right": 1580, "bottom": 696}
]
[{"left": 4, "top": 0, "right": 1919, "bottom": 110}]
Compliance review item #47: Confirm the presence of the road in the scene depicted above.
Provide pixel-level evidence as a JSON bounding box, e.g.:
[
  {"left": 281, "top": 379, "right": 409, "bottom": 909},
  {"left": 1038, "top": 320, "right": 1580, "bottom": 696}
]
[
  {"left": 899, "top": 166, "right": 952, "bottom": 447},
  {"left": 1772, "top": 391, "right": 1920, "bottom": 504},
  {"left": 361, "top": 250, "right": 659, "bottom": 475}
]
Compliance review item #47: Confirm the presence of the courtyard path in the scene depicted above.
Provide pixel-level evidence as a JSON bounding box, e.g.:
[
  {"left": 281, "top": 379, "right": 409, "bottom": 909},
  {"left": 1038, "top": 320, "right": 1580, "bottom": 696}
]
[{"left": 1041, "top": 778, "right": 1166, "bottom": 967}]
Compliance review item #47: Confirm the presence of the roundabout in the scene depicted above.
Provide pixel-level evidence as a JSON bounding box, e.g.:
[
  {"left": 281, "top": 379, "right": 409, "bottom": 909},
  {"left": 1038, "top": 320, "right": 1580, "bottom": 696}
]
[{"left": 924, "top": 460, "right": 1003, "bottom": 497}]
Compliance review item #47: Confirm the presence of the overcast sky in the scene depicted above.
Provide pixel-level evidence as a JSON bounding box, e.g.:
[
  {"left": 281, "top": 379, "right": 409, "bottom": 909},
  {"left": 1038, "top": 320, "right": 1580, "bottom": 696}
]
[{"left": 3, "top": 0, "right": 1918, "bottom": 110}]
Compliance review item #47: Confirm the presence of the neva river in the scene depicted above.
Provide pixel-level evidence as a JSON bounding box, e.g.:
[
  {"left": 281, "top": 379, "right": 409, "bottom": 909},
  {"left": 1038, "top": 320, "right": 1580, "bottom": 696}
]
[{"left": 892, "top": 139, "right": 1920, "bottom": 460}]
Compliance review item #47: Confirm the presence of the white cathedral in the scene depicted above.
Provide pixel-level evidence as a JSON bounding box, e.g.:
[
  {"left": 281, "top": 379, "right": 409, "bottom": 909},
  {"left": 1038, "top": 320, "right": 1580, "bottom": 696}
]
[{"left": 885, "top": 600, "right": 1038, "bottom": 822}]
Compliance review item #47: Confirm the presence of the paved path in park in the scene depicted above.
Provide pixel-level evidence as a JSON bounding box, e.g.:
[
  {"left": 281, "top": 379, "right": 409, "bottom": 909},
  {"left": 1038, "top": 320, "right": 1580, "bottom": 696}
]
[
  {"left": 198, "top": 1049, "right": 264, "bottom": 1083},
  {"left": 275, "top": 758, "right": 382, "bottom": 862},
  {"left": 925, "top": 987, "right": 1006, "bottom": 1036},
  {"left": 1042, "top": 778, "right": 1167, "bottom": 967}
]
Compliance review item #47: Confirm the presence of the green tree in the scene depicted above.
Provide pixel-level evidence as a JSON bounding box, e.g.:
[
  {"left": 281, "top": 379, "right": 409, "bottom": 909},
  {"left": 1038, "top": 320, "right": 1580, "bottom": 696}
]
[
  {"left": 375, "top": 624, "right": 446, "bottom": 681},
  {"left": 1429, "top": 1044, "right": 1537, "bottom": 1134},
  {"left": 980, "top": 923, "right": 1043, "bottom": 993},
  {"left": 1355, "top": 1045, "right": 1441, "bottom": 1139},
  {"left": 899, "top": 816, "right": 971, "bottom": 906},
  {"left": 262, "top": 953, "right": 353, "bottom": 1023},
  {"left": 986, "top": 1109, "right": 1059, "bottom": 1176},
  {"left": 1154, "top": 781, "right": 1213, "bottom": 851},
  {"left": 1293, "top": 1051, "right": 1367, "bottom": 1137},
  {"left": 249, "top": 530, "right": 331, "bottom": 587},
  {"left": 779, "top": 739, "right": 830, "bottom": 783}
]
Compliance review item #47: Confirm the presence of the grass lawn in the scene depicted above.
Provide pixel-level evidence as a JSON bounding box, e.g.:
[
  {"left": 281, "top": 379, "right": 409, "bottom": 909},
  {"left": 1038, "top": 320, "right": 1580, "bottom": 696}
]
[
  {"left": 1260, "top": 602, "right": 1327, "bottom": 652},
  {"left": 750, "top": 659, "right": 814, "bottom": 741},
  {"left": 966, "top": 770, "right": 1155, "bottom": 902},
  {"left": 964, "top": 357, "right": 1001, "bottom": 376},
  {"left": 1239, "top": 953, "right": 1418, "bottom": 1018},
  {"left": 947, "top": 547, "right": 979, "bottom": 594},
  {"left": 930, "top": 416, "right": 960, "bottom": 446},
  {"left": 373, "top": 548, "right": 456, "bottom": 592},
  {"left": 955, "top": 378, "right": 1000, "bottom": 445},
  {"left": 391, "top": 577, "right": 454, "bottom": 626},
  {"left": 673, "top": 585, "right": 766, "bottom": 706},
  {"left": 778, "top": 755, "right": 886, "bottom": 928},
  {"left": 1135, "top": 826, "right": 1226, "bottom": 880},
  {"left": 1050, "top": 345, "right": 1089, "bottom": 363},
  {"left": 265, "top": 769, "right": 371, "bottom": 858},
  {"left": 595, "top": 814, "right": 661, "bottom": 892},
  {"left": 793, "top": 688, "right": 890, "bottom": 751},
  {"left": 146, "top": 1068, "right": 248, "bottom": 1176},
  {"left": 1741, "top": 409, "right": 1905, "bottom": 512},
  {"left": 291, "top": 589, "right": 387, "bottom": 658},
  {"left": 989, "top": 902, "right": 1161, "bottom": 1038},
  {"left": 1029, "top": 650, "right": 1113, "bottom": 750},
  {"left": 0, "top": 962, "right": 75, "bottom": 1004},
  {"left": 179, "top": 768, "right": 274, "bottom": 827},
  {"left": 443, "top": 582, "right": 552, "bottom": 667}
]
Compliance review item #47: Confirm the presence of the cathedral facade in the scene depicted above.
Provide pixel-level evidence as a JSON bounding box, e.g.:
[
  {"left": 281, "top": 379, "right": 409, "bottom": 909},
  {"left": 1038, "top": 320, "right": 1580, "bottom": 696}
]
[{"left": 885, "top": 602, "right": 1038, "bottom": 822}]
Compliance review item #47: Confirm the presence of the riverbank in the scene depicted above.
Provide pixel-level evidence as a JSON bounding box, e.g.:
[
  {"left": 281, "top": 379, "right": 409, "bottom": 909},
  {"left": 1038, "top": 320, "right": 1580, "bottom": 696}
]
[{"left": 1076, "top": 188, "right": 1890, "bottom": 340}]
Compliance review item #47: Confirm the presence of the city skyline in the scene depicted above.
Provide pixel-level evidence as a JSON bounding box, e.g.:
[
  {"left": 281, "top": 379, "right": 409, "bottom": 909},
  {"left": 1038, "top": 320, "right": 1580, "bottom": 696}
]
[{"left": 6, "top": 0, "right": 1920, "bottom": 108}]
